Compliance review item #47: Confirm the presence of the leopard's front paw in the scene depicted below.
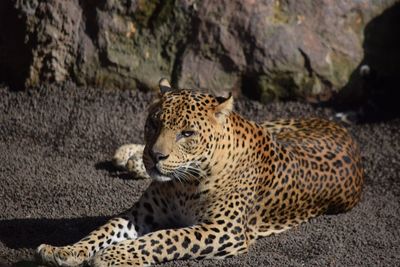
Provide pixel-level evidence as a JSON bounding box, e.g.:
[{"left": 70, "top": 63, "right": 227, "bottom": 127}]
[{"left": 36, "top": 244, "right": 88, "bottom": 267}]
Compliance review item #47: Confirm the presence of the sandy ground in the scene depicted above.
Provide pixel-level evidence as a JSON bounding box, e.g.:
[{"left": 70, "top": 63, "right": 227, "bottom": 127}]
[{"left": 0, "top": 84, "right": 399, "bottom": 267}]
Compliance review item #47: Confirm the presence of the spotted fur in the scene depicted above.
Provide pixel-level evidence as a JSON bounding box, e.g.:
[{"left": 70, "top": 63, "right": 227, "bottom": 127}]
[
  {"left": 112, "top": 144, "right": 148, "bottom": 178},
  {"left": 37, "top": 79, "right": 364, "bottom": 267}
]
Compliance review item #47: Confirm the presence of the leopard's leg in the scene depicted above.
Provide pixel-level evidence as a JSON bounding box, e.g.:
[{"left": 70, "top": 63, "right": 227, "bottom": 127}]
[
  {"left": 90, "top": 222, "right": 249, "bottom": 267},
  {"left": 36, "top": 187, "right": 163, "bottom": 267},
  {"left": 36, "top": 215, "right": 139, "bottom": 267}
]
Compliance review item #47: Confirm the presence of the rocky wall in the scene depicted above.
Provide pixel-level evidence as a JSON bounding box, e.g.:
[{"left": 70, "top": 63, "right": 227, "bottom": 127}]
[{"left": 1, "top": 0, "right": 398, "bottom": 103}]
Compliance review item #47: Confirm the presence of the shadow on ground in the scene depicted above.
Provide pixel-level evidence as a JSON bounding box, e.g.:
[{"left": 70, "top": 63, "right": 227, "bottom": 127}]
[
  {"left": 94, "top": 161, "right": 140, "bottom": 180},
  {"left": 0, "top": 217, "right": 109, "bottom": 249}
]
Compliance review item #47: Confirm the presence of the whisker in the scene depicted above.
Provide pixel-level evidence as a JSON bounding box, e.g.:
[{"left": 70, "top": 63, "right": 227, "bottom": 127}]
[{"left": 168, "top": 160, "right": 207, "bottom": 183}]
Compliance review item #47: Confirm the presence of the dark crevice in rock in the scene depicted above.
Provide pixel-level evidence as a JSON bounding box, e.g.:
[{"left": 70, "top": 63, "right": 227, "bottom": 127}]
[
  {"left": 241, "top": 73, "right": 262, "bottom": 101},
  {"left": 170, "top": 9, "right": 200, "bottom": 88},
  {"left": 148, "top": 0, "right": 176, "bottom": 32},
  {"left": 241, "top": 72, "right": 298, "bottom": 103},
  {"left": 78, "top": 0, "right": 100, "bottom": 44},
  {"left": 0, "top": 0, "right": 32, "bottom": 90},
  {"left": 134, "top": 78, "right": 152, "bottom": 92},
  {"left": 218, "top": 54, "right": 240, "bottom": 73},
  {"left": 170, "top": 44, "right": 186, "bottom": 88},
  {"left": 298, "top": 48, "right": 313, "bottom": 78}
]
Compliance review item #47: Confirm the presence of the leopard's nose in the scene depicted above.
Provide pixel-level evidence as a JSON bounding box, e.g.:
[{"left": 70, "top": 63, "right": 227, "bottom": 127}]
[{"left": 151, "top": 150, "right": 169, "bottom": 162}]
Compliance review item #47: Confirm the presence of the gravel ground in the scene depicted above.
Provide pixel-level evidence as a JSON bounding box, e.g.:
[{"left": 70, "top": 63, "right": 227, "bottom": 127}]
[{"left": 0, "top": 84, "right": 399, "bottom": 266}]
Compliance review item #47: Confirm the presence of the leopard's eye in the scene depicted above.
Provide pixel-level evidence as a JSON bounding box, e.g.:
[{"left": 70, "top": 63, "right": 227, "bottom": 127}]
[
  {"left": 176, "top": 130, "right": 196, "bottom": 141},
  {"left": 181, "top": 130, "right": 195, "bottom": 138}
]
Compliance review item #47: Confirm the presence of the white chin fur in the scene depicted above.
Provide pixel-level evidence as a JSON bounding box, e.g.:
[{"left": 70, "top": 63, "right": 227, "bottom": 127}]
[
  {"left": 147, "top": 168, "right": 172, "bottom": 182},
  {"left": 153, "top": 175, "right": 172, "bottom": 182}
]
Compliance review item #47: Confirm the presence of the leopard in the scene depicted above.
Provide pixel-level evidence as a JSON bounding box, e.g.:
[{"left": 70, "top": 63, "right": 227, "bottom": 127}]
[{"left": 36, "top": 78, "right": 364, "bottom": 267}]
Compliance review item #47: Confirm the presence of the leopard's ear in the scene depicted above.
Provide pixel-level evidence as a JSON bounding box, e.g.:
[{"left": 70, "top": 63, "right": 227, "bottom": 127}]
[
  {"left": 214, "top": 93, "right": 233, "bottom": 123},
  {"left": 159, "top": 78, "right": 172, "bottom": 94}
]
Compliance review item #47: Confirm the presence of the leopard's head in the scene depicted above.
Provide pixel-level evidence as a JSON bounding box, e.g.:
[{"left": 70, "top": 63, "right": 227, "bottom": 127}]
[{"left": 143, "top": 78, "right": 233, "bottom": 182}]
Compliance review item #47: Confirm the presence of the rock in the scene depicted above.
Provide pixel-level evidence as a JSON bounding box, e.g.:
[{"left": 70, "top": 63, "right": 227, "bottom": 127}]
[{"left": 1, "top": 0, "right": 398, "bottom": 102}]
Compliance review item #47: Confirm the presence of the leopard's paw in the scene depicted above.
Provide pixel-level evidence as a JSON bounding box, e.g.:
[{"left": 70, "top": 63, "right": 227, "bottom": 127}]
[
  {"left": 112, "top": 144, "right": 148, "bottom": 179},
  {"left": 36, "top": 244, "right": 88, "bottom": 267}
]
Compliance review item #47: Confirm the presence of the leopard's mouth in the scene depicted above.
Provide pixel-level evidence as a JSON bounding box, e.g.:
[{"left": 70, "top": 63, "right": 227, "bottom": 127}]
[{"left": 147, "top": 166, "right": 172, "bottom": 182}]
